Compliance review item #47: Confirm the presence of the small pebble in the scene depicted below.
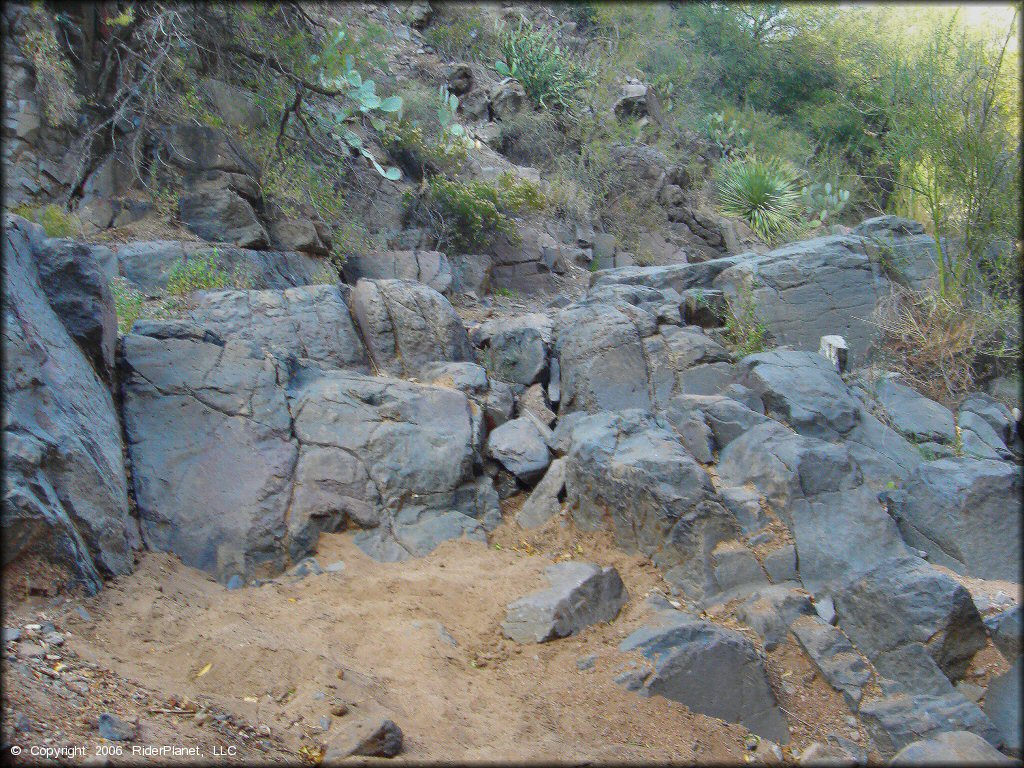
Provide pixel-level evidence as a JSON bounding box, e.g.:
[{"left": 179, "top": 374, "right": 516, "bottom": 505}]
[
  {"left": 258, "top": 724, "right": 271, "bottom": 736},
  {"left": 319, "top": 716, "right": 331, "bottom": 731},
  {"left": 98, "top": 712, "right": 135, "bottom": 741},
  {"left": 331, "top": 703, "right": 349, "bottom": 717},
  {"left": 3, "top": 627, "right": 21, "bottom": 643},
  {"left": 76, "top": 606, "right": 92, "bottom": 621},
  {"left": 43, "top": 632, "right": 64, "bottom": 646},
  {"left": 194, "top": 712, "right": 210, "bottom": 726},
  {"left": 312, "top": 691, "right": 326, "bottom": 701}
]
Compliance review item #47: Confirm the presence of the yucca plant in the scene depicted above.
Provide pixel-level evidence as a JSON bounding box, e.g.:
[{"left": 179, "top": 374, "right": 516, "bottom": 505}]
[{"left": 716, "top": 158, "right": 802, "bottom": 243}]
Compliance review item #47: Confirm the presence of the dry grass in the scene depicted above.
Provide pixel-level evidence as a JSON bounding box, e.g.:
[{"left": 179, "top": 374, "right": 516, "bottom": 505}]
[{"left": 870, "top": 285, "right": 1019, "bottom": 405}]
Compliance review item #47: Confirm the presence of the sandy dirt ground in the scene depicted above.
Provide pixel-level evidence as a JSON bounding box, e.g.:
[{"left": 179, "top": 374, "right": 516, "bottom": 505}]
[{"left": 1, "top": 504, "right": 1016, "bottom": 765}]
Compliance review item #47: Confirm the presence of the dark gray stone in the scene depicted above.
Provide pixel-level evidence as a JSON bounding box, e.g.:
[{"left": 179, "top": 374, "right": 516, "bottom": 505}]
[
  {"left": 990, "top": 606, "right": 1021, "bottom": 661},
  {"left": 516, "top": 458, "right": 566, "bottom": 528},
  {"left": 180, "top": 186, "right": 268, "bottom": 248},
  {"left": 343, "top": 250, "right": 453, "bottom": 295},
  {"left": 502, "top": 562, "right": 627, "bottom": 643},
  {"left": 763, "top": 545, "right": 797, "bottom": 584},
  {"left": 486, "top": 417, "right": 551, "bottom": 483},
  {"left": 98, "top": 713, "right": 135, "bottom": 741},
  {"left": 618, "top": 609, "right": 789, "bottom": 742},
  {"left": 870, "top": 377, "right": 956, "bottom": 444},
  {"left": 884, "top": 458, "right": 1021, "bottom": 581},
  {"left": 790, "top": 615, "right": 872, "bottom": 707},
  {"left": 323, "top": 717, "right": 403, "bottom": 760},
  {"left": 735, "top": 585, "right": 813, "bottom": 651},
  {"left": 984, "top": 658, "right": 1021, "bottom": 754},
  {"left": 472, "top": 313, "right": 551, "bottom": 386},
  {"left": 859, "top": 691, "right": 1002, "bottom": 758},
  {"left": 890, "top": 730, "right": 1015, "bottom": 765}
]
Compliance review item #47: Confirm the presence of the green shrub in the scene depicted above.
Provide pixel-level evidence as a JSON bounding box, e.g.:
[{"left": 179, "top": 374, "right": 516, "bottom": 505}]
[
  {"left": 11, "top": 203, "right": 81, "bottom": 238},
  {"left": 716, "top": 158, "right": 802, "bottom": 243},
  {"left": 165, "top": 252, "right": 234, "bottom": 297},
  {"left": 418, "top": 173, "right": 544, "bottom": 254},
  {"left": 495, "top": 21, "right": 589, "bottom": 110},
  {"left": 423, "top": 15, "right": 495, "bottom": 61},
  {"left": 723, "top": 281, "right": 772, "bottom": 357},
  {"left": 110, "top": 277, "right": 145, "bottom": 334}
]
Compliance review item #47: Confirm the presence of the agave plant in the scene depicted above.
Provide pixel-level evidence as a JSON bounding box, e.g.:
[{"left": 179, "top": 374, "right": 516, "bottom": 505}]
[{"left": 716, "top": 158, "right": 802, "bottom": 243}]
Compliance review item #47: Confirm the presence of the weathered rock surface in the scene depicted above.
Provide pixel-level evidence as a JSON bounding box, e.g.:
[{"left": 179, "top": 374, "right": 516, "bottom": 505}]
[
  {"left": 3, "top": 216, "right": 135, "bottom": 591},
  {"left": 502, "top": 562, "right": 627, "bottom": 643},
  {"left": 868, "top": 376, "right": 957, "bottom": 444},
  {"left": 486, "top": 417, "right": 551, "bottom": 483},
  {"left": 859, "top": 690, "right": 1002, "bottom": 757},
  {"left": 790, "top": 615, "right": 872, "bottom": 707},
  {"left": 618, "top": 608, "right": 789, "bottom": 742},
  {"left": 472, "top": 313, "right": 552, "bottom": 386},
  {"left": 984, "top": 658, "right": 1021, "bottom": 755},
  {"left": 889, "top": 730, "right": 1015, "bottom": 765},
  {"left": 734, "top": 585, "right": 813, "bottom": 651},
  {"left": 323, "top": 716, "right": 403, "bottom": 761},
  {"left": 343, "top": 250, "right": 453, "bottom": 295},
  {"left": 884, "top": 458, "right": 1021, "bottom": 581},
  {"left": 565, "top": 410, "right": 738, "bottom": 598},
  {"left": 349, "top": 279, "right": 474, "bottom": 377},
  {"left": 516, "top": 458, "right": 566, "bottom": 528}
]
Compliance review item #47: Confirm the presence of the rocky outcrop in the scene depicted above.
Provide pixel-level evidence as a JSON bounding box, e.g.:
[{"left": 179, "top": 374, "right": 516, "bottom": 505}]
[
  {"left": 890, "top": 730, "right": 1015, "bottom": 766},
  {"left": 343, "top": 250, "right": 453, "bottom": 295},
  {"left": 2, "top": 216, "right": 135, "bottom": 591}
]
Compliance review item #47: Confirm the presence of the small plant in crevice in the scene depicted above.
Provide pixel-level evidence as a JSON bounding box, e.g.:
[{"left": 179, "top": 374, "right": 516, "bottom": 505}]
[
  {"left": 165, "top": 251, "right": 234, "bottom": 298},
  {"left": 716, "top": 157, "right": 802, "bottom": 244},
  {"left": 722, "top": 280, "right": 772, "bottom": 358},
  {"left": 10, "top": 203, "right": 82, "bottom": 238},
  {"left": 110, "top": 277, "right": 145, "bottom": 334}
]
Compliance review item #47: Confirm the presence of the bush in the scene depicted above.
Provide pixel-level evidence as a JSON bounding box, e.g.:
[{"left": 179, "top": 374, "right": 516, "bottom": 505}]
[
  {"left": 715, "top": 157, "right": 802, "bottom": 243},
  {"left": 11, "top": 203, "right": 82, "bottom": 238},
  {"left": 417, "top": 173, "right": 544, "bottom": 254},
  {"left": 423, "top": 15, "right": 495, "bottom": 61},
  {"left": 723, "top": 281, "right": 772, "bottom": 357},
  {"left": 165, "top": 252, "right": 234, "bottom": 297},
  {"left": 110, "top": 277, "right": 145, "bottom": 334},
  {"left": 495, "top": 21, "right": 589, "bottom": 110}
]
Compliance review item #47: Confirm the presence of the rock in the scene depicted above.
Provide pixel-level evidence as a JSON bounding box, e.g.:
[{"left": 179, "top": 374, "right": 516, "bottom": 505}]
[
  {"left": 958, "top": 406, "right": 1014, "bottom": 459},
  {"left": 709, "top": 540, "right": 768, "bottom": 597},
  {"left": 343, "top": 250, "right": 453, "bottom": 295},
  {"left": 33, "top": 238, "right": 118, "bottom": 380},
  {"left": 449, "top": 253, "right": 493, "bottom": 296},
  {"left": 735, "top": 585, "right": 814, "bottom": 651},
  {"left": 3, "top": 216, "right": 134, "bottom": 592},
  {"left": 520, "top": 383, "right": 556, "bottom": 426},
  {"left": 267, "top": 217, "right": 329, "bottom": 256},
  {"left": 873, "top": 642, "right": 962, "bottom": 697},
  {"left": 179, "top": 186, "right": 268, "bottom": 248},
  {"left": 115, "top": 240, "right": 327, "bottom": 295},
  {"left": 790, "top": 616, "right": 872, "bottom": 707},
  {"left": 3, "top": 627, "right": 21, "bottom": 643},
  {"left": 198, "top": 78, "right": 265, "bottom": 130},
  {"left": 883, "top": 458, "right": 1021, "bottom": 581},
  {"left": 984, "top": 659, "right": 1021, "bottom": 754},
  {"left": 859, "top": 691, "right": 1002, "bottom": 758},
  {"left": 666, "top": 393, "right": 771, "bottom": 451},
  {"left": 484, "top": 379, "right": 515, "bottom": 429},
  {"left": 565, "top": 410, "right": 738, "bottom": 598},
  {"left": 473, "top": 313, "right": 551, "bottom": 386},
  {"left": 576, "top": 654, "right": 597, "bottom": 671},
  {"left": 763, "top": 545, "right": 797, "bottom": 584},
  {"left": 489, "top": 78, "right": 526, "bottom": 120},
  {"left": 869, "top": 377, "right": 956, "bottom": 444},
  {"left": 162, "top": 124, "right": 259, "bottom": 176},
  {"left": 851, "top": 216, "right": 937, "bottom": 290},
  {"left": 818, "top": 335, "right": 849, "bottom": 374},
  {"left": 798, "top": 739, "right": 861, "bottom": 766},
  {"left": 188, "top": 284, "right": 369, "bottom": 370},
  {"left": 618, "top": 609, "right": 789, "bottom": 742},
  {"left": 612, "top": 80, "right": 663, "bottom": 123},
  {"left": 718, "top": 486, "right": 768, "bottom": 534},
  {"left": 516, "top": 458, "right": 566, "bottom": 529},
  {"left": 323, "top": 717, "right": 403, "bottom": 760},
  {"left": 405, "top": 1, "right": 432, "bottom": 29},
  {"left": 97, "top": 713, "right": 135, "bottom": 741},
  {"left": 890, "top": 730, "right": 1015, "bottom": 765},
  {"left": 502, "top": 562, "right": 627, "bottom": 643},
  {"left": 349, "top": 279, "right": 474, "bottom": 377},
  {"left": 990, "top": 606, "right": 1021, "bottom": 660},
  {"left": 17, "top": 643, "right": 45, "bottom": 659},
  {"left": 486, "top": 417, "right": 551, "bottom": 483},
  {"left": 834, "top": 556, "right": 987, "bottom": 684}
]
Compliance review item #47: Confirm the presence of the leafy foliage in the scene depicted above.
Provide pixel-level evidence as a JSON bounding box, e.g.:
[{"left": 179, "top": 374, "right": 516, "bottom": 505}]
[
  {"left": 416, "top": 173, "right": 544, "bottom": 254},
  {"left": 165, "top": 252, "right": 234, "bottom": 297},
  {"left": 10, "top": 203, "right": 81, "bottom": 238},
  {"left": 801, "top": 182, "right": 851, "bottom": 227},
  {"left": 110, "top": 277, "right": 145, "bottom": 334},
  {"left": 715, "top": 158, "right": 802, "bottom": 243},
  {"left": 495, "top": 21, "right": 588, "bottom": 110},
  {"left": 723, "top": 281, "right": 772, "bottom": 358},
  {"left": 423, "top": 15, "right": 496, "bottom": 61}
]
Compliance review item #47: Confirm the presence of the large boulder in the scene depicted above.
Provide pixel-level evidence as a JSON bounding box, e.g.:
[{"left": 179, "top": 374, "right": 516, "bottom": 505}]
[
  {"left": 859, "top": 691, "right": 1003, "bottom": 758},
  {"left": 618, "top": 607, "right": 789, "bottom": 742},
  {"left": 834, "top": 555, "right": 987, "bottom": 684},
  {"left": 564, "top": 410, "right": 738, "bottom": 597},
  {"left": 984, "top": 659, "right": 1021, "bottom": 755},
  {"left": 179, "top": 186, "right": 268, "bottom": 248},
  {"left": 2, "top": 216, "right": 135, "bottom": 591},
  {"left": 188, "top": 284, "right": 369, "bottom": 371},
  {"left": 485, "top": 417, "right": 551, "bottom": 484},
  {"left": 502, "top": 562, "right": 627, "bottom": 643},
  {"left": 884, "top": 458, "right": 1021, "bottom": 581},
  {"left": 472, "top": 313, "right": 552, "bottom": 386},
  {"left": 851, "top": 215, "right": 937, "bottom": 291},
  {"left": 867, "top": 376, "right": 957, "bottom": 444},
  {"left": 890, "top": 730, "right": 1015, "bottom": 766},
  {"left": 348, "top": 279, "right": 474, "bottom": 377},
  {"left": 343, "top": 250, "right": 453, "bottom": 295}
]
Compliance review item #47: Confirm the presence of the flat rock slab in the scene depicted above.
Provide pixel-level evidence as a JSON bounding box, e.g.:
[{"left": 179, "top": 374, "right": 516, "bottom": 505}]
[
  {"left": 323, "top": 716, "right": 403, "bottom": 761},
  {"left": 870, "top": 377, "right": 956, "bottom": 444},
  {"left": 790, "top": 615, "right": 872, "bottom": 707},
  {"left": 617, "top": 609, "right": 789, "bottom": 743},
  {"left": 515, "top": 458, "right": 566, "bottom": 529},
  {"left": 502, "top": 562, "right": 627, "bottom": 643},
  {"left": 890, "top": 730, "right": 1016, "bottom": 765}
]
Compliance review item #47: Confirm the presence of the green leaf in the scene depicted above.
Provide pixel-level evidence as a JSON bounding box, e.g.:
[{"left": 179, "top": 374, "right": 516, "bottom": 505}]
[
  {"left": 369, "top": 116, "right": 385, "bottom": 132},
  {"left": 450, "top": 124, "right": 465, "bottom": 137},
  {"left": 361, "top": 94, "right": 382, "bottom": 110},
  {"left": 347, "top": 71, "right": 362, "bottom": 88},
  {"left": 343, "top": 129, "right": 362, "bottom": 148},
  {"left": 495, "top": 60, "right": 511, "bottom": 77},
  {"left": 383, "top": 167, "right": 402, "bottom": 181},
  {"left": 344, "top": 55, "right": 355, "bottom": 72},
  {"left": 379, "top": 96, "right": 403, "bottom": 112}
]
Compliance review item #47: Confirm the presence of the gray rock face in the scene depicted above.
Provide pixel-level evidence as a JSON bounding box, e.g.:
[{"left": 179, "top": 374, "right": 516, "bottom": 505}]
[
  {"left": 737, "top": 351, "right": 921, "bottom": 488},
  {"left": 869, "top": 377, "right": 956, "bottom": 444},
  {"left": 990, "top": 606, "right": 1021, "bottom": 660},
  {"left": 734, "top": 585, "right": 813, "bottom": 651},
  {"left": 665, "top": 393, "right": 771, "bottom": 451},
  {"left": 2, "top": 216, "right": 135, "bottom": 592},
  {"left": 473, "top": 313, "right": 552, "bottom": 386},
  {"left": 885, "top": 458, "right": 1020, "bottom": 581},
  {"left": 859, "top": 691, "right": 1002, "bottom": 758},
  {"left": 349, "top": 279, "right": 474, "bottom": 377},
  {"left": 449, "top": 253, "right": 493, "bottom": 296},
  {"left": 343, "top": 250, "right": 453, "bottom": 295},
  {"left": 180, "top": 186, "right": 268, "bottom": 248},
  {"left": 834, "top": 556, "right": 987, "bottom": 683},
  {"left": 502, "top": 562, "right": 628, "bottom": 643},
  {"left": 189, "top": 285, "right": 369, "bottom": 370},
  {"left": 984, "top": 658, "right": 1021, "bottom": 754},
  {"left": 565, "top": 410, "right": 738, "bottom": 598},
  {"left": 115, "top": 240, "right": 327, "bottom": 295},
  {"left": 713, "top": 235, "right": 889, "bottom": 365},
  {"left": 790, "top": 615, "right": 872, "bottom": 707},
  {"left": 516, "top": 458, "right": 566, "bottom": 528},
  {"left": 959, "top": 392, "right": 1015, "bottom": 447},
  {"left": 486, "top": 417, "right": 551, "bottom": 483},
  {"left": 618, "top": 609, "right": 789, "bottom": 742},
  {"left": 890, "top": 730, "right": 1015, "bottom": 765},
  {"left": 33, "top": 238, "right": 118, "bottom": 380},
  {"left": 851, "top": 215, "right": 937, "bottom": 291},
  {"left": 590, "top": 256, "right": 744, "bottom": 295}
]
